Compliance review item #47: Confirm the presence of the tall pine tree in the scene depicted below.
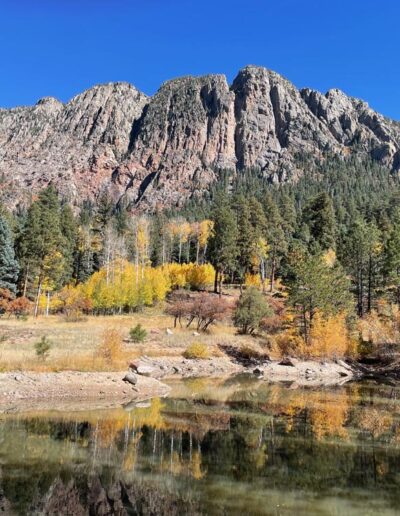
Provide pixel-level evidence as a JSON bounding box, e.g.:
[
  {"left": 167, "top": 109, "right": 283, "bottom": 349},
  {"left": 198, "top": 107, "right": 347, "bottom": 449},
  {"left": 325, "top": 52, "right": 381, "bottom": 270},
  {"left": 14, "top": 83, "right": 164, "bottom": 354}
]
[{"left": 0, "top": 215, "right": 19, "bottom": 295}]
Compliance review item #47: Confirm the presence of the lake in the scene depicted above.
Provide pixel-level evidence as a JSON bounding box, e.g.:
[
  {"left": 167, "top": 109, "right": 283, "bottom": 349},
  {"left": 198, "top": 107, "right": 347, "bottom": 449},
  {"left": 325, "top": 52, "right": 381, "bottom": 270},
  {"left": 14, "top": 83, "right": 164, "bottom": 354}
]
[{"left": 1, "top": 375, "right": 400, "bottom": 515}]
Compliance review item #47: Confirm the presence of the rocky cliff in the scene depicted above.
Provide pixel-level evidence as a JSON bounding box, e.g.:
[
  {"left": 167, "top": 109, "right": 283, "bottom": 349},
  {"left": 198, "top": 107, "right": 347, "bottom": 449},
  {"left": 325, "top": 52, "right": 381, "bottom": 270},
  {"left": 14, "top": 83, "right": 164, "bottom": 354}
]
[{"left": 1, "top": 66, "right": 399, "bottom": 210}]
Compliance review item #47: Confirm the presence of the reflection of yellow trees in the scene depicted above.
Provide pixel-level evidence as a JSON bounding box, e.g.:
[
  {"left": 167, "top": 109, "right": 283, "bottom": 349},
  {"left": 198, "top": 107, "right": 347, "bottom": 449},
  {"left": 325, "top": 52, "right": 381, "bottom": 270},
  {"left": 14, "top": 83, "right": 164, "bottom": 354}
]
[
  {"left": 159, "top": 449, "right": 206, "bottom": 480},
  {"left": 265, "top": 388, "right": 351, "bottom": 440},
  {"left": 358, "top": 408, "right": 393, "bottom": 438},
  {"left": 122, "top": 432, "right": 143, "bottom": 471},
  {"left": 95, "top": 398, "right": 165, "bottom": 447}
]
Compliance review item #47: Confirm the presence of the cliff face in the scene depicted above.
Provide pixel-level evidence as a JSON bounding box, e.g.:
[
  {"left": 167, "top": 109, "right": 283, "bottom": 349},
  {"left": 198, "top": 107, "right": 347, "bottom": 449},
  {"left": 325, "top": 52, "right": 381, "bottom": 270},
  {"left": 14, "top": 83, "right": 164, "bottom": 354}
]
[
  {"left": 1, "top": 66, "right": 399, "bottom": 210},
  {"left": 0, "top": 82, "right": 148, "bottom": 206}
]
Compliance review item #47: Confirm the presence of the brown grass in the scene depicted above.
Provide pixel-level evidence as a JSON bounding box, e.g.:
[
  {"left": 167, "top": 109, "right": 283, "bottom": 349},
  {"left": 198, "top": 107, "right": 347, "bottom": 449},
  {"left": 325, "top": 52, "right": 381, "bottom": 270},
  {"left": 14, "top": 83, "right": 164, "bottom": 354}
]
[{"left": 0, "top": 302, "right": 262, "bottom": 372}]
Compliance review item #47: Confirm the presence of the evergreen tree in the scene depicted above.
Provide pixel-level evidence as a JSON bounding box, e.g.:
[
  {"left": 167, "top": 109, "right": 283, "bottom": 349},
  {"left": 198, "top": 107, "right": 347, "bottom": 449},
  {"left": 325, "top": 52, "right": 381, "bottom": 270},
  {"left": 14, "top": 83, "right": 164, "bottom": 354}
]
[
  {"left": 17, "top": 186, "right": 65, "bottom": 315},
  {"left": 0, "top": 215, "right": 19, "bottom": 295},
  {"left": 234, "top": 195, "right": 255, "bottom": 289},
  {"left": 287, "top": 252, "right": 352, "bottom": 343},
  {"left": 384, "top": 213, "right": 400, "bottom": 305},
  {"left": 208, "top": 193, "right": 238, "bottom": 295},
  {"left": 262, "top": 193, "right": 287, "bottom": 291},
  {"left": 301, "top": 192, "right": 337, "bottom": 251},
  {"left": 60, "top": 204, "right": 78, "bottom": 283},
  {"left": 339, "top": 219, "right": 382, "bottom": 317}
]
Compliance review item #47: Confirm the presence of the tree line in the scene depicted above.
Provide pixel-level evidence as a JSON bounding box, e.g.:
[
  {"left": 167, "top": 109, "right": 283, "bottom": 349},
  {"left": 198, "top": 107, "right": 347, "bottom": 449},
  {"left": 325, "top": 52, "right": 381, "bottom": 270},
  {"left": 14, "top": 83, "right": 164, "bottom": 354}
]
[{"left": 1, "top": 155, "right": 400, "bottom": 356}]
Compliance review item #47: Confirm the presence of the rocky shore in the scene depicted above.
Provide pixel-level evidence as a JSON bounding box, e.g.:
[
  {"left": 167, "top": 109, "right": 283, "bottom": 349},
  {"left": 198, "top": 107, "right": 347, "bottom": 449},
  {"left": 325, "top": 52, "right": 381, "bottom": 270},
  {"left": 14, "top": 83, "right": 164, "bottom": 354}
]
[
  {"left": 0, "top": 371, "right": 170, "bottom": 412},
  {"left": 131, "top": 355, "right": 356, "bottom": 387},
  {"left": 3, "top": 354, "right": 398, "bottom": 411}
]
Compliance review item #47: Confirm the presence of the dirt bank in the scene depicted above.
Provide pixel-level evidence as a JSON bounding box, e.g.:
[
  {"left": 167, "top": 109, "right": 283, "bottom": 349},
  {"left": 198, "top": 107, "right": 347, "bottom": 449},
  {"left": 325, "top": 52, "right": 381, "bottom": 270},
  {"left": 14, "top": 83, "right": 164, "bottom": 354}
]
[
  {"left": 0, "top": 371, "right": 170, "bottom": 412},
  {"left": 132, "top": 355, "right": 356, "bottom": 386}
]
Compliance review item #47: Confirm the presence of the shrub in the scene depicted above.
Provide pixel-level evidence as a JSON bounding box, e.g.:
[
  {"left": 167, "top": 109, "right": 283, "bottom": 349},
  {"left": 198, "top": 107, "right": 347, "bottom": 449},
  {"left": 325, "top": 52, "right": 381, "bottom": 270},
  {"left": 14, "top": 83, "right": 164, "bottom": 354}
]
[
  {"left": 7, "top": 297, "right": 32, "bottom": 318},
  {"left": 183, "top": 342, "right": 210, "bottom": 359},
  {"left": 233, "top": 288, "right": 272, "bottom": 335},
  {"left": 166, "top": 293, "right": 231, "bottom": 331},
  {"left": 97, "top": 328, "right": 123, "bottom": 364},
  {"left": 35, "top": 336, "right": 51, "bottom": 360},
  {"left": 129, "top": 323, "right": 147, "bottom": 343},
  {"left": 0, "top": 288, "right": 13, "bottom": 315},
  {"left": 273, "top": 330, "right": 304, "bottom": 358},
  {"left": 239, "top": 344, "right": 264, "bottom": 360}
]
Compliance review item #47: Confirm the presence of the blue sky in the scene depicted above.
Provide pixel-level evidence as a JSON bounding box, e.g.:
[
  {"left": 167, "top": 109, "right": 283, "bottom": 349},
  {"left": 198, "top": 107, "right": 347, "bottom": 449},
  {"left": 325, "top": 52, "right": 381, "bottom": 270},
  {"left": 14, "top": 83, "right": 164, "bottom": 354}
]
[{"left": 1, "top": 0, "right": 399, "bottom": 119}]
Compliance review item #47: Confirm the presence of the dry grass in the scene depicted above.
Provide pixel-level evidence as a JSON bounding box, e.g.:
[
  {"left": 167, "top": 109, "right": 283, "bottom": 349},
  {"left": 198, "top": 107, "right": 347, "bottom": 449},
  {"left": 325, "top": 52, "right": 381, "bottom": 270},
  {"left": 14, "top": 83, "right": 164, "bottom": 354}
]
[{"left": 0, "top": 303, "right": 261, "bottom": 372}]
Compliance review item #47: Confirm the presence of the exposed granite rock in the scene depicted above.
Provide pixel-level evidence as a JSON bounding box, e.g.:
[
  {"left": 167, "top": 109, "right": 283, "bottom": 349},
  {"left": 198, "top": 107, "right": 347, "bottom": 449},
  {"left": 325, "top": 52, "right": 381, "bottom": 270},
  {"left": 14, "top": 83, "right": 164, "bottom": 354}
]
[
  {"left": 1, "top": 66, "right": 399, "bottom": 210},
  {"left": 114, "top": 74, "right": 236, "bottom": 210},
  {"left": 0, "top": 82, "right": 148, "bottom": 207}
]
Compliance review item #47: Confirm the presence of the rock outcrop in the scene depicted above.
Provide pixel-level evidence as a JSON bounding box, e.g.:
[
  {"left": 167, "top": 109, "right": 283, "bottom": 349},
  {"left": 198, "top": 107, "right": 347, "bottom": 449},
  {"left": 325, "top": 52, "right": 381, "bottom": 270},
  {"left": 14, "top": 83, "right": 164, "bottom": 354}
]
[{"left": 1, "top": 66, "right": 399, "bottom": 210}]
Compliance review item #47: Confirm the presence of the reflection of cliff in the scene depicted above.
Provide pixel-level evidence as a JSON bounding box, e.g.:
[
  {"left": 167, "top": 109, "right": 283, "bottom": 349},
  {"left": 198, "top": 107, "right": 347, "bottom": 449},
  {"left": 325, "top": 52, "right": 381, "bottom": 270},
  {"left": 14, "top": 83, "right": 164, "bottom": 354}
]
[{"left": 22, "top": 475, "right": 200, "bottom": 516}]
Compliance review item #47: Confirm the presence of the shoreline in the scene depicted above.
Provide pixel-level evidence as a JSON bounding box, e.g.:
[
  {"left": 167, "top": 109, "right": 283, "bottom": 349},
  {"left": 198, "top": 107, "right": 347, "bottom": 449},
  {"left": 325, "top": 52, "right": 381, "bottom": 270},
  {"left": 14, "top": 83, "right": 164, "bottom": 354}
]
[
  {"left": 0, "top": 371, "right": 170, "bottom": 413},
  {"left": 0, "top": 356, "right": 361, "bottom": 412}
]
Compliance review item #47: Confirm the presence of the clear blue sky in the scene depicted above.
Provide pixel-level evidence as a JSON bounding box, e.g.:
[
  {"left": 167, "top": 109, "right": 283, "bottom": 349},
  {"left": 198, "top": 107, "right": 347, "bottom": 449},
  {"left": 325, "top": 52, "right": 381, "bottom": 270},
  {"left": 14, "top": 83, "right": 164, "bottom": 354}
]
[{"left": 1, "top": 0, "right": 399, "bottom": 119}]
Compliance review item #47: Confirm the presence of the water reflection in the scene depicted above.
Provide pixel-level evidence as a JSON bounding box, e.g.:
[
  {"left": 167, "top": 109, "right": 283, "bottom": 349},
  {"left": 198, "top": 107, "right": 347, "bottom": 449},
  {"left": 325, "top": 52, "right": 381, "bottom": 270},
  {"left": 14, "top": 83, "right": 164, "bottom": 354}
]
[{"left": 1, "top": 376, "right": 400, "bottom": 515}]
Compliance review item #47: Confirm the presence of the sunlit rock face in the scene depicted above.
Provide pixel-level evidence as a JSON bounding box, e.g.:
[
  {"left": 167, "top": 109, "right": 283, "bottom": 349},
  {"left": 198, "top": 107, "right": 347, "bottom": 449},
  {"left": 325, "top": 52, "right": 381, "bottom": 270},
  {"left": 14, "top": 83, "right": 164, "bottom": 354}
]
[{"left": 1, "top": 66, "right": 399, "bottom": 211}]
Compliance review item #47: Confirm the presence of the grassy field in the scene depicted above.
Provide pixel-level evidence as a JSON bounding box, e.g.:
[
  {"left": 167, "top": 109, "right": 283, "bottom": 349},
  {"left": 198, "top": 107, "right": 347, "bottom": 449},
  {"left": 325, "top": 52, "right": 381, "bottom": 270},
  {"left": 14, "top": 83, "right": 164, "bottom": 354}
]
[{"left": 0, "top": 305, "right": 260, "bottom": 372}]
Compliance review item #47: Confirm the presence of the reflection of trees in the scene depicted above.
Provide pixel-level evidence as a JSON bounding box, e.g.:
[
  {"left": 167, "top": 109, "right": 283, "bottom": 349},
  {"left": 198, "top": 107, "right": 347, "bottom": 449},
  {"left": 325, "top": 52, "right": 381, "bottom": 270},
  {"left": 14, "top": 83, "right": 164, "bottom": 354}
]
[{"left": 2, "top": 381, "right": 400, "bottom": 513}]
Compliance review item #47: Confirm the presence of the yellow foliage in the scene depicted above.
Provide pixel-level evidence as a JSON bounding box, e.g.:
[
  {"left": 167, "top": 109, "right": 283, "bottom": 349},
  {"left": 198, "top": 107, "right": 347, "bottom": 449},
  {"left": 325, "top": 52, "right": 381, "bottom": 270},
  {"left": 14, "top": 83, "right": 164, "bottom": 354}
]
[
  {"left": 97, "top": 328, "right": 123, "bottom": 365},
  {"left": 273, "top": 312, "right": 351, "bottom": 359},
  {"left": 322, "top": 248, "right": 337, "bottom": 267},
  {"left": 44, "top": 261, "right": 215, "bottom": 314},
  {"left": 307, "top": 312, "right": 350, "bottom": 359},
  {"left": 245, "top": 273, "right": 262, "bottom": 288},
  {"left": 183, "top": 342, "right": 210, "bottom": 359},
  {"left": 185, "top": 263, "right": 215, "bottom": 290},
  {"left": 162, "top": 262, "right": 215, "bottom": 291}
]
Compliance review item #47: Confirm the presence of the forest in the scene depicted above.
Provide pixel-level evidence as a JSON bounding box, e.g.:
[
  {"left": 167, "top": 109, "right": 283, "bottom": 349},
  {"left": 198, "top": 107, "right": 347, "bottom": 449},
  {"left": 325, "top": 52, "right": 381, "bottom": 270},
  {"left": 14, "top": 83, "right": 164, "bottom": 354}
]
[{"left": 1, "top": 155, "right": 400, "bottom": 361}]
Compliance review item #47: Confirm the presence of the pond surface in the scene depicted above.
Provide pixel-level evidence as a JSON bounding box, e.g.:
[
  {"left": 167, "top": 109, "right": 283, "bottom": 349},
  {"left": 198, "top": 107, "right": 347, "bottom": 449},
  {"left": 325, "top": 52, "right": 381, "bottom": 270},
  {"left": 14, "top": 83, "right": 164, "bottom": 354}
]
[{"left": 1, "top": 375, "right": 400, "bottom": 515}]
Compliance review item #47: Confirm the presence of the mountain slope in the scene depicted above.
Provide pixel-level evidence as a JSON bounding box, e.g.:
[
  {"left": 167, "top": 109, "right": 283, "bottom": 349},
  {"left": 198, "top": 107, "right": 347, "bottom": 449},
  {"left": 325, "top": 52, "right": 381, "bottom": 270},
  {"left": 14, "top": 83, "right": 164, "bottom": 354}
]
[{"left": 1, "top": 66, "right": 399, "bottom": 210}]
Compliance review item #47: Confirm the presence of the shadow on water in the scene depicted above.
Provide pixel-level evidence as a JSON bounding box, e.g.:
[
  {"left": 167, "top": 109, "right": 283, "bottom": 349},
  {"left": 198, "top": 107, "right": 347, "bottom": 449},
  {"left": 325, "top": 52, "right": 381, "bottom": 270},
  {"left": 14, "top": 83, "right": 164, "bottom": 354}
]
[{"left": 1, "top": 376, "right": 400, "bottom": 515}]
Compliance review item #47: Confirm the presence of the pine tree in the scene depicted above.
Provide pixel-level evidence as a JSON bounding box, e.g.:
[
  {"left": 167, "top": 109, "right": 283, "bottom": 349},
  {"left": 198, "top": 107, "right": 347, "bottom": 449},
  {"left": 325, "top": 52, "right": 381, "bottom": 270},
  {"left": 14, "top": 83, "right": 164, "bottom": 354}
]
[
  {"left": 287, "top": 252, "right": 352, "bottom": 343},
  {"left": 234, "top": 195, "right": 255, "bottom": 289},
  {"left": 301, "top": 192, "right": 337, "bottom": 251},
  {"left": 0, "top": 215, "right": 19, "bottom": 295},
  {"left": 262, "top": 193, "right": 287, "bottom": 291},
  {"left": 18, "top": 186, "right": 65, "bottom": 315},
  {"left": 384, "top": 213, "right": 400, "bottom": 305},
  {"left": 208, "top": 193, "right": 238, "bottom": 295},
  {"left": 60, "top": 204, "right": 78, "bottom": 284}
]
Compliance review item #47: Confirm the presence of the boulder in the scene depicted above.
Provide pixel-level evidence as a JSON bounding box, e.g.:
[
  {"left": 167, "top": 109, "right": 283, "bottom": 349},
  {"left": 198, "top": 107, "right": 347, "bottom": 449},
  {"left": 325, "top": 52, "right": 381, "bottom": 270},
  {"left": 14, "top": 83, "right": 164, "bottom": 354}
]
[
  {"left": 279, "top": 357, "right": 298, "bottom": 367},
  {"left": 122, "top": 372, "right": 137, "bottom": 386},
  {"left": 137, "top": 365, "right": 155, "bottom": 377}
]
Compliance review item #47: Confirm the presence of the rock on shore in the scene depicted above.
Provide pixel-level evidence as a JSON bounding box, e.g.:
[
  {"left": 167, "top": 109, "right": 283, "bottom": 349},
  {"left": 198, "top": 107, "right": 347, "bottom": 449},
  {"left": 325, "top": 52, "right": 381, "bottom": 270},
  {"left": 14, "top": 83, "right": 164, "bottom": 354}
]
[{"left": 0, "top": 371, "right": 170, "bottom": 412}]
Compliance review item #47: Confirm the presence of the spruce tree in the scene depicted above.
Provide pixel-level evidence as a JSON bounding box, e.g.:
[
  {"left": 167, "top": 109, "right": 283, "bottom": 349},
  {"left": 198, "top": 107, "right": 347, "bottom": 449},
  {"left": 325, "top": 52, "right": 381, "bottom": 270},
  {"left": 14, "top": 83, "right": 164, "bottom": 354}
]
[
  {"left": 208, "top": 193, "right": 238, "bottom": 295},
  {"left": 301, "top": 192, "right": 337, "bottom": 251},
  {"left": 0, "top": 215, "right": 19, "bottom": 295}
]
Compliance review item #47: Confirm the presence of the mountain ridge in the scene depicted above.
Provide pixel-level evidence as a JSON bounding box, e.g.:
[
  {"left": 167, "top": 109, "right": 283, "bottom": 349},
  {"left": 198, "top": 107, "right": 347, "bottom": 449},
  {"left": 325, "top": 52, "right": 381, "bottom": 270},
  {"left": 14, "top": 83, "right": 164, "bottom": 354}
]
[{"left": 1, "top": 65, "right": 399, "bottom": 211}]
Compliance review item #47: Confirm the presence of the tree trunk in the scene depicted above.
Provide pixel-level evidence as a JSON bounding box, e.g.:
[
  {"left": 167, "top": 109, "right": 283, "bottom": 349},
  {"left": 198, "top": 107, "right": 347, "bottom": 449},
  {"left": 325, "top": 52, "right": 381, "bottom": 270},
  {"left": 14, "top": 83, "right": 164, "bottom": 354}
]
[
  {"left": 214, "top": 269, "right": 219, "bottom": 294},
  {"left": 23, "top": 264, "right": 30, "bottom": 298},
  {"left": 218, "top": 274, "right": 223, "bottom": 298},
  {"left": 46, "top": 291, "right": 50, "bottom": 317},
  {"left": 34, "top": 279, "right": 42, "bottom": 318},
  {"left": 367, "top": 255, "right": 373, "bottom": 313},
  {"left": 269, "top": 254, "right": 276, "bottom": 293}
]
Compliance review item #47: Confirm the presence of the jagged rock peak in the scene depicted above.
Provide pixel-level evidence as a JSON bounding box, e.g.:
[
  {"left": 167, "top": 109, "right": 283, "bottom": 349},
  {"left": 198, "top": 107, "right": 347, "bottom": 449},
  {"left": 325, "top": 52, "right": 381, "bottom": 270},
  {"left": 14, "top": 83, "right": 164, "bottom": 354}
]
[{"left": 0, "top": 66, "right": 399, "bottom": 211}]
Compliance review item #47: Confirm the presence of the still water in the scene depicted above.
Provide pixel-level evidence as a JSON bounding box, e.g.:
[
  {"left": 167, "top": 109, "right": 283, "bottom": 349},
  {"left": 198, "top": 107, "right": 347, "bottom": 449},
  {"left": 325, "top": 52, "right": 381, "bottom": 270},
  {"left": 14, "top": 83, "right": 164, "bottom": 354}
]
[{"left": 1, "top": 375, "right": 400, "bottom": 515}]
